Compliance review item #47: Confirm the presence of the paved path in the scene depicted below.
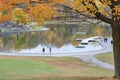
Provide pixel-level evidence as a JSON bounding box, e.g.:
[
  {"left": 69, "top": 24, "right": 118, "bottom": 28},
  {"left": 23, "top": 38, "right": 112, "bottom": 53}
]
[
  {"left": 74, "top": 37, "right": 114, "bottom": 70},
  {"left": 75, "top": 55, "right": 114, "bottom": 70},
  {"left": 0, "top": 37, "right": 114, "bottom": 70}
]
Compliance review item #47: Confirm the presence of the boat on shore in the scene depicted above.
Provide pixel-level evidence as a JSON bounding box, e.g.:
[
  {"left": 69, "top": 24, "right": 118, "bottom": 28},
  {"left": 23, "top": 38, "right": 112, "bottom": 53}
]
[{"left": 76, "top": 36, "right": 102, "bottom": 48}]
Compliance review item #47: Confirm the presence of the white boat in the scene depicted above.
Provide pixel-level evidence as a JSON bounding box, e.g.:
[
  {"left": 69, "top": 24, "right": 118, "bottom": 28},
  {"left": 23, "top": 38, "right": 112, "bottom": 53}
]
[
  {"left": 75, "top": 38, "right": 83, "bottom": 42},
  {"left": 76, "top": 36, "right": 102, "bottom": 48},
  {"left": 81, "top": 36, "right": 102, "bottom": 44}
]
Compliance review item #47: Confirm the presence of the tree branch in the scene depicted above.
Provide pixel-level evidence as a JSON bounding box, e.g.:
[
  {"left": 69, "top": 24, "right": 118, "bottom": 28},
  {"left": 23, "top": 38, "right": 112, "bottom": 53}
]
[
  {"left": 54, "top": 4, "right": 96, "bottom": 19},
  {"left": 54, "top": 3, "right": 112, "bottom": 24},
  {"left": 82, "top": 1, "right": 112, "bottom": 24},
  {"left": 89, "top": 1, "right": 112, "bottom": 24},
  {"left": 95, "top": 12, "right": 111, "bottom": 24}
]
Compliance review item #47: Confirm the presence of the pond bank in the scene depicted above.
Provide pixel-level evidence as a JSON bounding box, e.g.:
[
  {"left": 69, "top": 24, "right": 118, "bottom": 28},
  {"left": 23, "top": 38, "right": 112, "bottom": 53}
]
[{"left": 0, "top": 37, "right": 113, "bottom": 70}]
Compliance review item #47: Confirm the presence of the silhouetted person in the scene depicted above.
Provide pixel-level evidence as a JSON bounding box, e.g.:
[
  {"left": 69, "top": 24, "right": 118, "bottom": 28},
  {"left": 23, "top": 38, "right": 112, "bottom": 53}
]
[
  {"left": 49, "top": 47, "right": 51, "bottom": 55},
  {"left": 42, "top": 48, "right": 45, "bottom": 53},
  {"left": 50, "top": 47, "right": 51, "bottom": 53},
  {"left": 111, "top": 40, "right": 113, "bottom": 44},
  {"left": 104, "top": 38, "right": 108, "bottom": 42}
]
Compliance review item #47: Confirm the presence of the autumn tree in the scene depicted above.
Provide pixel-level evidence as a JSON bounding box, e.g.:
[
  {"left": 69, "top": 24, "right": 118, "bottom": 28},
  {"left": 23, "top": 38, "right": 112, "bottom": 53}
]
[
  {"left": 13, "top": 8, "right": 29, "bottom": 24},
  {"left": 68, "top": 0, "right": 120, "bottom": 78},
  {"left": 0, "top": 0, "right": 120, "bottom": 78},
  {"left": 0, "top": 0, "right": 55, "bottom": 25}
]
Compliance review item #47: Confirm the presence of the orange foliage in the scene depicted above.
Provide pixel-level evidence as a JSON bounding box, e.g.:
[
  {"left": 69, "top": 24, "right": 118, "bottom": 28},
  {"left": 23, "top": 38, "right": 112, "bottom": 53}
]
[
  {"left": 52, "top": 0, "right": 68, "bottom": 4},
  {"left": 7, "top": 0, "right": 30, "bottom": 4},
  {"left": 0, "top": 0, "right": 58, "bottom": 24},
  {"left": 12, "top": 8, "right": 29, "bottom": 24},
  {"left": 0, "top": 14, "right": 12, "bottom": 23},
  {"left": 72, "top": 0, "right": 120, "bottom": 20},
  {"left": 28, "top": 3, "right": 54, "bottom": 25},
  {"left": 0, "top": 0, "right": 119, "bottom": 25}
]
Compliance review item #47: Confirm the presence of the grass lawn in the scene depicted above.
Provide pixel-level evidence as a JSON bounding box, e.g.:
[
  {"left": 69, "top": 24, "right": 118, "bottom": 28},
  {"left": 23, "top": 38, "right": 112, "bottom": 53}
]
[
  {"left": 0, "top": 56, "right": 114, "bottom": 80},
  {"left": 95, "top": 53, "right": 114, "bottom": 65}
]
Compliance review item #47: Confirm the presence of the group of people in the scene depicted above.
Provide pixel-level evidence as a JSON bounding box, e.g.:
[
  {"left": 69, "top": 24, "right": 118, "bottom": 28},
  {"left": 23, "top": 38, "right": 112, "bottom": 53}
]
[
  {"left": 104, "top": 37, "right": 108, "bottom": 42},
  {"left": 104, "top": 37, "right": 113, "bottom": 44},
  {"left": 42, "top": 47, "right": 51, "bottom": 53}
]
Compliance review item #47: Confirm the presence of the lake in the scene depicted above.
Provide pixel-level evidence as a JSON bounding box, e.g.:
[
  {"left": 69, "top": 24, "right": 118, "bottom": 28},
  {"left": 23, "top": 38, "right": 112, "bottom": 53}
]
[{"left": 0, "top": 24, "right": 111, "bottom": 54}]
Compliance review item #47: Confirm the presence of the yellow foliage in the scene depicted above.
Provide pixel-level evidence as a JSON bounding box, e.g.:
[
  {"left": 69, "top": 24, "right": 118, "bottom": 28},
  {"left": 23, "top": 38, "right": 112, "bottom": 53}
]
[
  {"left": 29, "top": 4, "right": 54, "bottom": 25},
  {"left": 12, "top": 8, "right": 29, "bottom": 24},
  {"left": 52, "top": 0, "right": 68, "bottom": 4},
  {"left": 93, "top": 26, "right": 104, "bottom": 36},
  {"left": 72, "top": 0, "right": 112, "bottom": 18},
  {"left": 0, "top": 0, "right": 118, "bottom": 24},
  {"left": 0, "top": 14, "right": 12, "bottom": 23},
  {"left": 7, "top": 0, "right": 30, "bottom": 4},
  {"left": 0, "top": 0, "right": 65, "bottom": 25},
  {"left": 113, "top": 5, "right": 120, "bottom": 20}
]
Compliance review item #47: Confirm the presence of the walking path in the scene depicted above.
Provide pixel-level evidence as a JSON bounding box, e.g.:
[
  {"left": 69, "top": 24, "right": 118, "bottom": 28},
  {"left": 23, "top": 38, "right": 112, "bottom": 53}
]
[
  {"left": 75, "top": 55, "right": 114, "bottom": 70},
  {"left": 74, "top": 37, "right": 114, "bottom": 70},
  {"left": 0, "top": 37, "right": 114, "bottom": 70}
]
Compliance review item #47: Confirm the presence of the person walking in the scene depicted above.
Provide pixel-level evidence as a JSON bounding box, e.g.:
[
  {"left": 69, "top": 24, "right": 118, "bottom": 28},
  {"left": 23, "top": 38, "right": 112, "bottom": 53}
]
[
  {"left": 111, "top": 40, "right": 113, "bottom": 44},
  {"left": 49, "top": 47, "right": 51, "bottom": 55},
  {"left": 42, "top": 48, "right": 45, "bottom": 53},
  {"left": 104, "top": 37, "right": 108, "bottom": 42}
]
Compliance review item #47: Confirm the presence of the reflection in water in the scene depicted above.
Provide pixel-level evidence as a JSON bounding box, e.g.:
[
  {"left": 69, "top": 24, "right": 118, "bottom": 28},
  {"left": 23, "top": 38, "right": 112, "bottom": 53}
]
[
  {"left": 0, "top": 24, "right": 111, "bottom": 53},
  {"left": 18, "top": 43, "right": 103, "bottom": 54}
]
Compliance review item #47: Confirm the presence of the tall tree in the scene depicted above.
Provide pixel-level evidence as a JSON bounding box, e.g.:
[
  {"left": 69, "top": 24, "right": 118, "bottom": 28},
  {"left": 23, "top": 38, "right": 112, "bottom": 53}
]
[
  {"left": 0, "top": 0, "right": 120, "bottom": 78},
  {"left": 71, "top": 0, "right": 120, "bottom": 78}
]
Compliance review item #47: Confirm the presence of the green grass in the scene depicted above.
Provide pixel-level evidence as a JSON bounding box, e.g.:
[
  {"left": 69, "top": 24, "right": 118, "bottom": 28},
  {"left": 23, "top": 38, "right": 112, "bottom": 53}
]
[
  {"left": 95, "top": 53, "right": 114, "bottom": 64},
  {"left": 0, "top": 58, "right": 60, "bottom": 75},
  {"left": 0, "top": 56, "right": 114, "bottom": 80},
  {"left": 0, "top": 77, "right": 116, "bottom": 80}
]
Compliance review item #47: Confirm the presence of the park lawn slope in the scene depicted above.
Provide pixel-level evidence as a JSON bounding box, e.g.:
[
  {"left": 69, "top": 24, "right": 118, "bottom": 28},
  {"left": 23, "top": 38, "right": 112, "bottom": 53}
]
[
  {"left": 95, "top": 53, "right": 114, "bottom": 65},
  {"left": 0, "top": 56, "right": 114, "bottom": 80}
]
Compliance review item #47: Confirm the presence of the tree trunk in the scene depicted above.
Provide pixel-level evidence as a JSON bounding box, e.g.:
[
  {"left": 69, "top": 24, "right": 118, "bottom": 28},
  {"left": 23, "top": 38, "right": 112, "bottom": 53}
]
[{"left": 112, "top": 21, "right": 120, "bottom": 78}]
